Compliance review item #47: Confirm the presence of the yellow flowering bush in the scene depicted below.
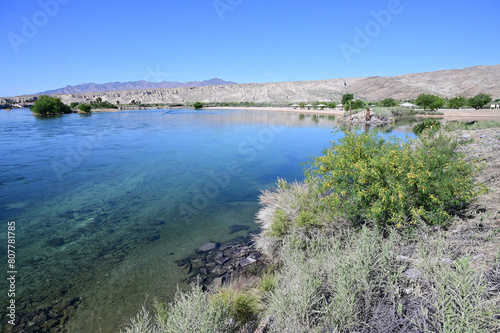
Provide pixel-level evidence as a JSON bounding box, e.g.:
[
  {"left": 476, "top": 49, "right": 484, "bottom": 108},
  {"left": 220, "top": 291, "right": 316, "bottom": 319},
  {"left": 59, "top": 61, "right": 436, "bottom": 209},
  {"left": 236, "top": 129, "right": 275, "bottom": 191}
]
[{"left": 307, "top": 130, "right": 486, "bottom": 229}]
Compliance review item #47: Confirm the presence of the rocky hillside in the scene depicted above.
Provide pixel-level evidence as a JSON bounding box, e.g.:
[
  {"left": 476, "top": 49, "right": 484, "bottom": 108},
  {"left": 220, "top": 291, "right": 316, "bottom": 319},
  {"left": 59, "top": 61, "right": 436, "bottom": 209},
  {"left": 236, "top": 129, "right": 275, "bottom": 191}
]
[
  {"left": 3, "top": 65, "right": 499, "bottom": 105},
  {"left": 34, "top": 78, "right": 237, "bottom": 95}
]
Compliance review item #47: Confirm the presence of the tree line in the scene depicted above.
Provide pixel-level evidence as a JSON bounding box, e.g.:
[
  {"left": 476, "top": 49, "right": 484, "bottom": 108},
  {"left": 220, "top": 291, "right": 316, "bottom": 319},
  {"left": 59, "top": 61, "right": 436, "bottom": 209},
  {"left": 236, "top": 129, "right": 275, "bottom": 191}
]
[
  {"left": 29, "top": 92, "right": 497, "bottom": 115},
  {"left": 295, "top": 93, "right": 495, "bottom": 111}
]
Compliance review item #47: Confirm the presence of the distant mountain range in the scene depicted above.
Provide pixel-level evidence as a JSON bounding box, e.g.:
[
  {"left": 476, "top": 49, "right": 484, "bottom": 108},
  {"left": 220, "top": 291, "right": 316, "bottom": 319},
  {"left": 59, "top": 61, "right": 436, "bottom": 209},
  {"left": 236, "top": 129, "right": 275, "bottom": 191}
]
[{"left": 35, "top": 78, "right": 238, "bottom": 95}]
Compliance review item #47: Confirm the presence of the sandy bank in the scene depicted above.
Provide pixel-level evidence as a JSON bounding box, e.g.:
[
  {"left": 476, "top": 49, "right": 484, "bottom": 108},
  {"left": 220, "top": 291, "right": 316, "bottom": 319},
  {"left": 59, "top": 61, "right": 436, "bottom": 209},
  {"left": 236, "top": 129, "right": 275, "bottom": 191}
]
[
  {"left": 204, "top": 106, "right": 500, "bottom": 120},
  {"left": 204, "top": 106, "right": 346, "bottom": 116},
  {"left": 435, "top": 109, "right": 500, "bottom": 120}
]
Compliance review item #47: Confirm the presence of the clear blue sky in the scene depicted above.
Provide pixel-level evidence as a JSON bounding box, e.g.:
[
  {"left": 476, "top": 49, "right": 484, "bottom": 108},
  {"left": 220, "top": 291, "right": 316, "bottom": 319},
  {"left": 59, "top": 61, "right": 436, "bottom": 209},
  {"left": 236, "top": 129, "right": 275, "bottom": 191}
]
[{"left": 1, "top": 0, "right": 499, "bottom": 96}]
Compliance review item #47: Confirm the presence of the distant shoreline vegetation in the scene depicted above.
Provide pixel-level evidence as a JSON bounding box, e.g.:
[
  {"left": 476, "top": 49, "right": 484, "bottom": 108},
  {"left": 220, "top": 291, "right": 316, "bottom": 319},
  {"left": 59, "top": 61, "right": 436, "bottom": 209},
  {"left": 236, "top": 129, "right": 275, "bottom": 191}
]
[
  {"left": 31, "top": 95, "right": 72, "bottom": 115},
  {"left": 92, "top": 92, "right": 498, "bottom": 111},
  {"left": 8, "top": 92, "right": 498, "bottom": 116}
]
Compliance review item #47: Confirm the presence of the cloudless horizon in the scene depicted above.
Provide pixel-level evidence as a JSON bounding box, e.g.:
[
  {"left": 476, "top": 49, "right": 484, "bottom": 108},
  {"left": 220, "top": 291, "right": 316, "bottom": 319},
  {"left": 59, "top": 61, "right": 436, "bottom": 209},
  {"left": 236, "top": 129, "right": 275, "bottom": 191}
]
[{"left": 1, "top": 0, "right": 499, "bottom": 97}]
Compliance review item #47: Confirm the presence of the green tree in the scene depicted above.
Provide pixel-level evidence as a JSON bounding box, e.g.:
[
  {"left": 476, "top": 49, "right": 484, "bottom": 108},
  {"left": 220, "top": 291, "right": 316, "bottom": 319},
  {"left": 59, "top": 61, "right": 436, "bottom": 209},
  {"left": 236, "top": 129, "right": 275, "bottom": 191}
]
[
  {"left": 299, "top": 102, "right": 306, "bottom": 109},
  {"left": 70, "top": 102, "right": 78, "bottom": 108},
  {"left": 468, "top": 93, "right": 492, "bottom": 110},
  {"left": 77, "top": 103, "right": 92, "bottom": 113},
  {"left": 380, "top": 98, "right": 399, "bottom": 107},
  {"left": 31, "top": 95, "right": 72, "bottom": 115},
  {"left": 130, "top": 100, "right": 136, "bottom": 105},
  {"left": 341, "top": 93, "right": 354, "bottom": 107},
  {"left": 93, "top": 101, "right": 117, "bottom": 109},
  {"left": 95, "top": 97, "right": 102, "bottom": 103},
  {"left": 116, "top": 100, "right": 120, "bottom": 105},
  {"left": 193, "top": 102, "right": 203, "bottom": 109},
  {"left": 448, "top": 96, "right": 467, "bottom": 110},
  {"left": 415, "top": 94, "right": 445, "bottom": 110},
  {"left": 352, "top": 100, "right": 366, "bottom": 109},
  {"left": 327, "top": 102, "right": 337, "bottom": 109}
]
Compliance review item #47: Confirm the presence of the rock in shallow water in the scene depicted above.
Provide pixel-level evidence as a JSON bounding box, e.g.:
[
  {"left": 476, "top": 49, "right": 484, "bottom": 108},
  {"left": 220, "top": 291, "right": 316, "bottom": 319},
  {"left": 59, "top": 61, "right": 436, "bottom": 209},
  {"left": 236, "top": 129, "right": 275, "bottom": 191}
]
[
  {"left": 47, "top": 237, "right": 65, "bottom": 247},
  {"left": 216, "top": 256, "right": 229, "bottom": 265},
  {"left": 196, "top": 242, "right": 218, "bottom": 252},
  {"left": 227, "top": 224, "right": 250, "bottom": 234}
]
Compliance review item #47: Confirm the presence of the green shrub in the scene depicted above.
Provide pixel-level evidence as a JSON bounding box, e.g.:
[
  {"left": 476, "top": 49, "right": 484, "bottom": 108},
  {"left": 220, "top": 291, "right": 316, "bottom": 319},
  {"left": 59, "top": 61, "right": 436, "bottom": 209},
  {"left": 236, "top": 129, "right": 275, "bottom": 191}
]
[
  {"left": 77, "top": 103, "right": 92, "bottom": 113},
  {"left": 92, "top": 100, "right": 117, "bottom": 109},
  {"left": 193, "top": 102, "right": 203, "bottom": 109},
  {"left": 327, "top": 102, "right": 337, "bottom": 109},
  {"left": 381, "top": 97, "right": 399, "bottom": 107},
  {"left": 295, "top": 211, "right": 317, "bottom": 229},
  {"left": 255, "top": 180, "right": 333, "bottom": 257},
  {"left": 232, "top": 291, "right": 261, "bottom": 324},
  {"left": 352, "top": 99, "right": 365, "bottom": 109},
  {"left": 270, "top": 209, "right": 289, "bottom": 237},
  {"left": 413, "top": 119, "right": 441, "bottom": 135},
  {"left": 308, "top": 129, "right": 486, "bottom": 229},
  {"left": 210, "top": 286, "right": 262, "bottom": 327},
  {"left": 258, "top": 272, "right": 277, "bottom": 293},
  {"left": 31, "top": 95, "right": 72, "bottom": 115}
]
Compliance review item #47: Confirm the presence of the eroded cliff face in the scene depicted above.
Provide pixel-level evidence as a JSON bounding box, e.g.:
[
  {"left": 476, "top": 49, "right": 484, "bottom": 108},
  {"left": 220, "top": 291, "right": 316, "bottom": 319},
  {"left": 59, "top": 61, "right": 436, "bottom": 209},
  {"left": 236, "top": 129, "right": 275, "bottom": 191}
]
[{"left": 3, "top": 65, "right": 500, "bottom": 105}]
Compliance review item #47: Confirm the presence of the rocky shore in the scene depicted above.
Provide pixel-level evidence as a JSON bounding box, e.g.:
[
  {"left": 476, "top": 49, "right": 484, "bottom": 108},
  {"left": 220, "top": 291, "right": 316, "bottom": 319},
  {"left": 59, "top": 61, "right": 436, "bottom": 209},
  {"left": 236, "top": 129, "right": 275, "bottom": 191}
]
[
  {"left": 175, "top": 225, "right": 266, "bottom": 291},
  {"left": 6, "top": 297, "right": 81, "bottom": 333},
  {"left": 339, "top": 109, "right": 392, "bottom": 126}
]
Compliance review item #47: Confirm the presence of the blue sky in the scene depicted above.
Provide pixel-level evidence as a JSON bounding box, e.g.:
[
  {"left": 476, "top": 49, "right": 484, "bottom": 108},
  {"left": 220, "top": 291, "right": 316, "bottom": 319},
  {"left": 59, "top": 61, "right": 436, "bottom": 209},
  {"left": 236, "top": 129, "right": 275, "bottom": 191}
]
[{"left": 1, "top": 0, "right": 499, "bottom": 96}]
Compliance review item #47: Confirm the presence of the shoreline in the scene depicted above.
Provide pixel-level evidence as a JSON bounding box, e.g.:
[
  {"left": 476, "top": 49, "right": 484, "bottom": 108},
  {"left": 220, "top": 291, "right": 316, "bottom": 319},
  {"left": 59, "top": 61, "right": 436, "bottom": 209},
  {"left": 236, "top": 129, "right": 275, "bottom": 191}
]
[
  {"left": 204, "top": 106, "right": 346, "bottom": 116},
  {"left": 204, "top": 106, "right": 500, "bottom": 119},
  {"left": 16, "top": 105, "right": 500, "bottom": 120}
]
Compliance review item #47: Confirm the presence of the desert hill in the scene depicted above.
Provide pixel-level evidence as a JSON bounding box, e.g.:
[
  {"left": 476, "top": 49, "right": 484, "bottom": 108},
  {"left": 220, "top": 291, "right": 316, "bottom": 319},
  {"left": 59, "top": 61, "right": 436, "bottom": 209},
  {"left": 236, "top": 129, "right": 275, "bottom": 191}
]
[
  {"left": 34, "top": 78, "right": 237, "bottom": 95},
  {"left": 3, "top": 65, "right": 499, "bottom": 105}
]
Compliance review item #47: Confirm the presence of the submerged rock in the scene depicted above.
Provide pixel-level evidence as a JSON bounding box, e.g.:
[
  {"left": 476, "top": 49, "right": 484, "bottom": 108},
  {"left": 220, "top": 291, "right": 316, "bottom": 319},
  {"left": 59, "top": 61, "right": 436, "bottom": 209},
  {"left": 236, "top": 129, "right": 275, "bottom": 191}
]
[
  {"left": 227, "top": 225, "right": 250, "bottom": 234},
  {"left": 147, "top": 235, "right": 160, "bottom": 242},
  {"left": 216, "top": 256, "right": 229, "bottom": 265},
  {"left": 12, "top": 297, "right": 81, "bottom": 333},
  {"left": 196, "top": 242, "right": 218, "bottom": 252},
  {"left": 47, "top": 238, "right": 65, "bottom": 247},
  {"left": 177, "top": 231, "right": 265, "bottom": 292}
]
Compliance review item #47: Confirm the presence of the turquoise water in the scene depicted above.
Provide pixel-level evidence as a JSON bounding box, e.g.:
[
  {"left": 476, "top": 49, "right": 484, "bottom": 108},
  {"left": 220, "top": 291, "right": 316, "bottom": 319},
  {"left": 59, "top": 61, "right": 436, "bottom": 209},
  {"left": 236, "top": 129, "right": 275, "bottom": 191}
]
[{"left": 0, "top": 109, "right": 411, "bottom": 332}]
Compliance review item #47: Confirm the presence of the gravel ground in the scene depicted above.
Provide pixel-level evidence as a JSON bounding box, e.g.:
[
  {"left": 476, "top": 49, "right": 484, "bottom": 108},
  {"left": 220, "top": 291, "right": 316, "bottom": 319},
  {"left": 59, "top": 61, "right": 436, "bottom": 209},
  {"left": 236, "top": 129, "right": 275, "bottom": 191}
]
[{"left": 442, "top": 128, "right": 500, "bottom": 268}]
